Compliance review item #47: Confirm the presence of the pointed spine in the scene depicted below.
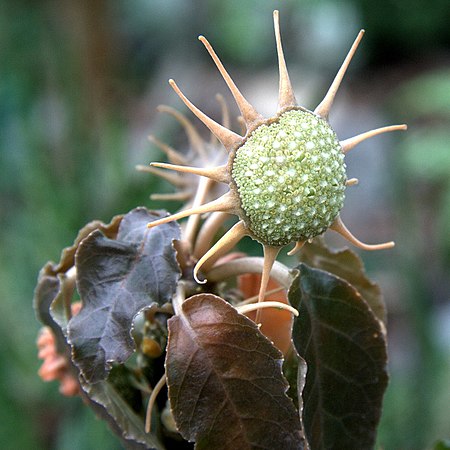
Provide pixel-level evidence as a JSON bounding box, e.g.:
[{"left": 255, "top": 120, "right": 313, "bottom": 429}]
[
  {"left": 273, "top": 10, "right": 297, "bottom": 110},
  {"left": 150, "top": 162, "right": 230, "bottom": 184},
  {"left": 193, "top": 211, "right": 230, "bottom": 259},
  {"left": 147, "top": 191, "right": 238, "bottom": 229},
  {"left": 237, "top": 301, "right": 298, "bottom": 318},
  {"left": 341, "top": 124, "right": 408, "bottom": 153},
  {"left": 184, "top": 175, "right": 215, "bottom": 246},
  {"left": 148, "top": 135, "right": 188, "bottom": 165},
  {"left": 169, "top": 79, "right": 243, "bottom": 152},
  {"left": 150, "top": 191, "right": 192, "bottom": 201},
  {"left": 314, "top": 30, "right": 365, "bottom": 119},
  {"left": 330, "top": 216, "right": 395, "bottom": 250},
  {"left": 287, "top": 240, "right": 305, "bottom": 256},
  {"left": 157, "top": 105, "right": 206, "bottom": 159},
  {"left": 193, "top": 220, "right": 248, "bottom": 283},
  {"left": 145, "top": 373, "right": 167, "bottom": 433},
  {"left": 216, "top": 93, "right": 231, "bottom": 130},
  {"left": 198, "top": 36, "right": 263, "bottom": 128},
  {"left": 237, "top": 287, "right": 285, "bottom": 306},
  {"left": 345, "top": 178, "right": 359, "bottom": 186},
  {"left": 236, "top": 115, "right": 247, "bottom": 135},
  {"left": 136, "top": 165, "right": 187, "bottom": 187}
]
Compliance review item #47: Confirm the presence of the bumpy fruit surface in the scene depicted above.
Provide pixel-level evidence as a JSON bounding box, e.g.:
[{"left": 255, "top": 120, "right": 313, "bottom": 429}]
[{"left": 232, "top": 109, "right": 346, "bottom": 246}]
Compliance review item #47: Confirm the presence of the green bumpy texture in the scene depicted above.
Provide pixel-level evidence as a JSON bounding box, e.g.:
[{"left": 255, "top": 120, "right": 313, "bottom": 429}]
[{"left": 232, "top": 109, "right": 346, "bottom": 246}]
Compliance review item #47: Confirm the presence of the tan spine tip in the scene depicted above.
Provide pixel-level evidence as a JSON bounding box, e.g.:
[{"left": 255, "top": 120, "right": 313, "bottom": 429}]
[
  {"left": 193, "top": 220, "right": 248, "bottom": 281},
  {"left": 156, "top": 104, "right": 206, "bottom": 158},
  {"left": 147, "top": 192, "right": 237, "bottom": 229},
  {"left": 287, "top": 240, "right": 305, "bottom": 256},
  {"left": 150, "top": 162, "right": 230, "bottom": 184},
  {"left": 237, "top": 301, "right": 299, "bottom": 318},
  {"left": 345, "top": 178, "right": 359, "bottom": 186},
  {"left": 198, "top": 35, "right": 263, "bottom": 128},
  {"left": 341, "top": 124, "right": 408, "bottom": 154},
  {"left": 314, "top": 29, "right": 365, "bottom": 120},
  {"left": 168, "top": 78, "right": 242, "bottom": 152},
  {"left": 150, "top": 192, "right": 191, "bottom": 202},
  {"left": 330, "top": 216, "right": 395, "bottom": 251},
  {"left": 148, "top": 134, "right": 188, "bottom": 165},
  {"left": 273, "top": 9, "right": 297, "bottom": 110},
  {"left": 193, "top": 267, "right": 207, "bottom": 284}
]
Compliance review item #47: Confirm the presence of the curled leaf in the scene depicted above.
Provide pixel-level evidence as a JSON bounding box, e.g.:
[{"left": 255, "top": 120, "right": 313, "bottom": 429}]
[
  {"left": 68, "top": 208, "right": 181, "bottom": 383},
  {"left": 34, "top": 214, "right": 124, "bottom": 335},
  {"left": 289, "top": 263, "right": 388, "bottom": 450},
  {"left": 52, "top": 215, "right": 123, "bottom": 274},
  {"left": 166, "top": 293, "right": 305, "bottom": 450}
]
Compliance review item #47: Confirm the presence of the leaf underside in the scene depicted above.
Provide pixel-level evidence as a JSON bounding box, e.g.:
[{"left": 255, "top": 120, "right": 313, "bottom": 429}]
[
  {"left": 80, "top": 376, "right": 164, "bottom": 450},
  {"left": 166, "top": 293, "right": 305, "bottom": 450},
  {"left": 290, "top": 263, "right": 388, "bottom": 450},
  {"left": 68, "top": 208, "right": 181, "bottom": 383}
]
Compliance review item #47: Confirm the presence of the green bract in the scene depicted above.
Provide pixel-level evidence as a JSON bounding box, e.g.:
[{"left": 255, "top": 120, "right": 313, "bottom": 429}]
[{"left": 232, "top": 109, "right": 346, "bottom": 246}]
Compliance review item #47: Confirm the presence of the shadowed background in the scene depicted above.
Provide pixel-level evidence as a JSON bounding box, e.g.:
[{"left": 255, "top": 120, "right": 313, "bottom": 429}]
[{"left": 1, "top": 0, "right": 449, "bottom": 448}]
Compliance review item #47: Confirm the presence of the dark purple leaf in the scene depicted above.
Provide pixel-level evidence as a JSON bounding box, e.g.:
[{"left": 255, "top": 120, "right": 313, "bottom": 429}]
[
  {"left": 33, "top": 270, "right": 69, "bottom": 354},
  {"left": 68, "top": 208, "right": 181, "bottom": 383},
  {"left": 34, "top": 214, "right": 123, "bottom": 333},
  {"left": 299, "top": 237, "right": 386, "bottom": 323},
  {"left": 283, "top": 348, "right": 308, "bottom": 419},
  {"left": 79, "top": 375, "right": 164, "bottom": 450},
  {"left": 52, "top": 215, "right": 123, "bottom": 273},
  {"left": 289, "top": 264, "right": 388, "bottom": 450},
  {"left": 166, "top": 293, "right": 305, "bottom": 450}
]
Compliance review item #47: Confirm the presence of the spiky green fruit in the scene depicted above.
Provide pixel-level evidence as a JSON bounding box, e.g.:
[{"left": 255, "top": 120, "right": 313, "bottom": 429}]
[{"left": 231, "top": 109, "right": 346, "bottom": 246}]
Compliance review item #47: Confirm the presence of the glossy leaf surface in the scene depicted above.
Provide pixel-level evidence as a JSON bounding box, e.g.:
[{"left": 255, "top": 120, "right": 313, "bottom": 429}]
[
  {"left": 68, "top": 208, "right": 181, "bottom": 383},
  {"left": 166, "top": 293, "right": 305, "bottom": 450},
  {"left": 289, "top": 264, "right": 388, "bottom": 450}
]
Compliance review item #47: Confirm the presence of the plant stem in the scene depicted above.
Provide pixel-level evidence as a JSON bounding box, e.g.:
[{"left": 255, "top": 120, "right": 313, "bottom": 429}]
[{"left": 206, "top": 257, "right": 294, "bottom": 289}]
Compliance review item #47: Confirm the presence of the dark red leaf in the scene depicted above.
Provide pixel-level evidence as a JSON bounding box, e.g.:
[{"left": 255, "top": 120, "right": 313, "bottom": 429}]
[
  {"left": 289, "top": 264, "right": 388, "bottom": 450},
  {"left": 166, "top": 293, "right": 305, "bottom": 450}
]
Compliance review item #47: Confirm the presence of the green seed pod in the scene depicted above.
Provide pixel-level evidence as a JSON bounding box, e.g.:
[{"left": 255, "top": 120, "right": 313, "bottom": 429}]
[
  {"left": 146, "top": 10, "right": 405, "bottom": 306},
  {"left": 232, "top": 109, "right": 346, "bottom": 246}
]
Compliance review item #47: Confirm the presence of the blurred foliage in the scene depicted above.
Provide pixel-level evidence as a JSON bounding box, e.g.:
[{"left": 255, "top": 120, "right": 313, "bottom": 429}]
[
  {"left": 0, "top": 0, "right": 449, "bottom": 448},
  {"left": 357, "top": 0, "right": 450, "bottom": 65},
  {"left": 377, "top": 67, "right": 450, "bottom": 449},
  {"left": 394, "top": 69, "right": 450, "bottom": 255}
]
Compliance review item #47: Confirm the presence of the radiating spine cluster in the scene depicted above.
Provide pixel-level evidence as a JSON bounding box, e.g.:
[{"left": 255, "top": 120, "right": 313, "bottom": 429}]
[{"left": 145, "top": 10, "right": 406, "bottom": 311}]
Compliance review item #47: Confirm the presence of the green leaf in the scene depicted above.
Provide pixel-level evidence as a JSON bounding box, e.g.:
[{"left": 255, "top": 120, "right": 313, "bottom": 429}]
[
  {"left": 434, "top": 439, "right": 450, "bottom": 450},
  {"left": 166, "top": 293, "right": 305, "bottom": 450},
  {"left": 299, "top": 237, "right": 386, "bottom": 323},
  {"left": 289, "top": 264, "right": 388, "bottom": 450},
  {"left": 68, "top": 208, "right": 181, "bottom": 383}
]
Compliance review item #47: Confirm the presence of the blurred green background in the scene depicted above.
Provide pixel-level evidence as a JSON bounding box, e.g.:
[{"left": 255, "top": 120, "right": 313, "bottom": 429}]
[{"left": 1, "top": 0, "right": 449, "bottom": 448}]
